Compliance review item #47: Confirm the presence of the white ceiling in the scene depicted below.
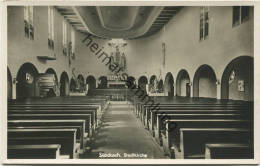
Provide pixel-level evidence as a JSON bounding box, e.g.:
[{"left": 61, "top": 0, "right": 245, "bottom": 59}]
[{"left": 56, "top": 6, "right": 182, "bottom": 39}]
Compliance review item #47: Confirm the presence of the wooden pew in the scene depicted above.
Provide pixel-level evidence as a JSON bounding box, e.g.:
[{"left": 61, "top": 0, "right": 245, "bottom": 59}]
[
  {"left": 161, "top": 119, "right": 252, "bottom": 157},
  {"left": 8, "top": 96, "right": 108, "bottom": 105},
  {"left": 9, "top": 107, "right": 98, "bottom": 128},
  {"left": 8, "top": 114, "right": 93, "bottom": 137},
  {"left": 205, "top": 143, "right": 253, "bottom": 159},
  {"left": 174, "top": 128, "right": 252, "bottom": 159},
  {"left": 9, "top": 104, "right": 103, "bottom": 120},
  {"left": 144, "top": 105, "right": 250, "bottom": 128},
  {"left": 150, "top": 106, "right": 250, "bottom": 126},
  {"left": 8, "top": 100, "right": 107, "bottom": 112},
  {"left": 153, "top": 113, "right": 244, "bottom": 140},
  {"left": 8, "top": 104, "right": 102, "bottom": 115},
  {"left": 149, "top": 109, "right": 250, "bottom": 140},
  {"left": 8, "top": 137, "right": 75, "bottom": 159},
  {"left": 8, "top": 144, "right": 63, "bottom": 159},
  {"left": 8, "top": 120, "right": 87, "bottom": 153},
  {"left": 8, "top": 128, "right": 77, "bottom": 158},
  {"left": 138, "top": 103, "right": 251, "bottom": 120},
  {"left": 8, "top": 119, "right": 87, "bottom": 138}
]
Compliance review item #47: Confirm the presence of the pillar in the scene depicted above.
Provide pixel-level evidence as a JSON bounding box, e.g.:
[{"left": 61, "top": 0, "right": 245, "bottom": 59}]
[
  {"left": 190, "top": 82, "right": 193, "bottom": 98},
  {"left": 12, "top": 77, "right": 17, "bottom": 99},
  {"left": 174, "top": 82, "right": 177, "bottom": 96},
  {"left": 216, "top": 79, "right": 221, "bottom": 99}
]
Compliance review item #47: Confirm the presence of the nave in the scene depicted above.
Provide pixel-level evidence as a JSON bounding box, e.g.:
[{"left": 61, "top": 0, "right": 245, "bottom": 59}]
[
  {"left": 82, "top": 102, "right": 166, "bottom": 159},
  {"left": 6, "top": 5, "right": 254, "bottom": 160},
  {"left": 7, "top": 93, "right": 253, "bottom": 159}
]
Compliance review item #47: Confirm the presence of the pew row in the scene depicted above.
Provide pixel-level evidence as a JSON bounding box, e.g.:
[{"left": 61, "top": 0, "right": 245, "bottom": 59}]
[
  {"left": 8, "top": 114, "right": 93, "bottom": 137},
  {"left": 8, "top": 120, "right": 87, "bottom": 151},
  {"left": 8, "top": 144, "right": 66, "bottom": 159},
  {"left": 174, "top": 128, "right": 253, "bottom": 159},
  {"left": 204, "top": 143, "right": 253, "bottom": 159},
  {"left": 8, "top": 129, "right": 78, "bottom": 158},
  {"left": 8, "top": 107, "right": 99, "bottom": 128}
]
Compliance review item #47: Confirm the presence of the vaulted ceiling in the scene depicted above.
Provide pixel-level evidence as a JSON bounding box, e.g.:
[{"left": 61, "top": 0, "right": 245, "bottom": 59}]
[{"left": 56, "top": 6, "right": 182, "bottom": 39}]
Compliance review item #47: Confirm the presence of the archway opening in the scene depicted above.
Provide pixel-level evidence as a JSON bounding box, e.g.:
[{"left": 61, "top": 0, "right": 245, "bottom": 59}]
[
  {"left": 44, "top": 68, "right": 58, "bottom": 97},
  {"left": 138, "top": 76, "right": 148, "bottom": 92},
  {"left": 164, "top": 72, "right": 174, "bottom": 97},
  {"left": 221, "top": 56, "right": 253, "bottom": 101},
  {"left": 149, "top": 75, "right": 157, "bottom": 93},
  {"left": 60, "top": 72, "right": 69, "bottom": 96},
  {"left": 149, "top": 75, "right": 157, "bottom": 84},
  {"left": 16, "top": 63, "right": 39, "bottom": 98},
  {"left": 70, "top": 78, "right": 77, "bottom": 92},
  {"left": 77, "top": 74, "right": 85, "bottom": 92},
  {"left": 8, "top": 67, "right": 12, "bottom": 100},
  {"left": 45, "top": 68, "right": 58, "bottom": 85},
  {"left": 176, "top": 70, "right": 190, "bottom": 97},
  {"left": 86, "top": 75, "right": 96, "bottom": 90},
  {"left": 158, "top": 79, "right": 164, "bottom": 93},
  {"left": 193, "top": 65, "right": 217, "bottom": 98},
  {"left": 127, "top": 76, "right": 136, "bottom": 88},
  {"left": 98, "top": 76, "right": 108, "bottom": 89}
]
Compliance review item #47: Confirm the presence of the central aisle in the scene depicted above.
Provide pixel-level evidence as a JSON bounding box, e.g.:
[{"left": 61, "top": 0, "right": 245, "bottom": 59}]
[{"left": 82, "top": 102, "right": 167, "bottom": 159}]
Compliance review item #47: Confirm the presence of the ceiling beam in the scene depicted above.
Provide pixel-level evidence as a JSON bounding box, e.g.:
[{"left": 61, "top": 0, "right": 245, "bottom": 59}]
[
  {"left": 161, "top": 11, "right": 176, "bottom": 15},
  {"left": 64, "top": 15, "right": 78, "bottom": 18},
  {"left": 156, "top": 17, "right": 171, "bottom": 21},
  {"left": 66, "top": 18, "right": 80, "bottom": 20},
  {"left": 163, "top": 9, "right": 178, "bottom": 12},
  {"left": 164, "top": 7, "right": 180, "bottom": 10},
  {"left": 157, "top": 16, "right": 172, "bottom": 18},
  {"left": 60, "top": 12, "right": 75, "bottom": 15},
  {"left": 158, "top": 14, "right": 174, "bottom": 17},
  {"left": 155, "top": 20, "right": 170, "bottom": 22}
]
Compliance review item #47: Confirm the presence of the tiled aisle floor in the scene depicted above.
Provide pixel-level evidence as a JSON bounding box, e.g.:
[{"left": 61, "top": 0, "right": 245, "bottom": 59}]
[{"left": 82, "top": 102, "right": 166, "bottom": 159}]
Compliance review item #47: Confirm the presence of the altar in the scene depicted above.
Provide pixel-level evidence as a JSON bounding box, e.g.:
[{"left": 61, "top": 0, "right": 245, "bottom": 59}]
[{"left": 107, "top": 75, "right": 127, "bottom": 88}]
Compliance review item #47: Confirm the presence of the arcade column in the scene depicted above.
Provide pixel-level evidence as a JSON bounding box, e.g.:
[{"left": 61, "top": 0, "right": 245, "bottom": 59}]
[
  {"left": 216, "top": 79, "right": 221, "bottom": 99},
  {"left": 12, "top": 77, "right": 17, "bottom": 99},
  {"left": 174, "top": 82, "right": 177, "bottom": 96},
  {"left": 189, "top": 82, "right": 193, "bottom": 98}
]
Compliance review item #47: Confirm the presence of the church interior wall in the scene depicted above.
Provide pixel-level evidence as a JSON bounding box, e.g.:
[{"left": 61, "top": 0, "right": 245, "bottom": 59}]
[
  {"left": 8, "top": 6, "right": 75, "bottom": 81},
  {"left": 7, "top": 6, "right": 254, "bottom": 100}
]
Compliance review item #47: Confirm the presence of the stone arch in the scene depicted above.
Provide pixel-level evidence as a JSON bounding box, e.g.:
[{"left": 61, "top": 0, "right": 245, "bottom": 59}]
[
  {"left": 60, "top": 71, "right": 70, "bottom": 96},
  {"left": 164, "top": 72, "right": 174, "bottom": 96},
  {"left": 70, "top": 78, "right": 77, "bottom": 92},
  {"left": 221, "top": 56, "right": 253, "bottom": 101},
  {"left": 86, "top": 75, "right": 96, "bottom": 90},
  {"left": 98, "top": 76, "right": 108, "bottom": 88},
  {"left": 193, "top": 64, "right": 217, "bottom": 98},
  {"left": 16, "top": 62, "right": 39, "bottom": 98},
  {"left": 45, "top": 68, "right": 58, "bottom": 84},
  {"left": 7, "top": 67, "right": 12, "bottom": 100},
  {"left": 158, "top": 79, "right": 164, "bottom": 93},
  {"left": 149, "top": 75, "right": 157, "bottom": 84},
  {"left": 138, "top": 76, "right": 148, "bottom": 91},
  {"left": 176, "top": 69, "right": 191, "bottom": 97},
  {"left": 127, "top": 76, "right": 136, "bottom": 88},
  {"left": 77, "top": 74, "right": 85, "bottom": 92}
]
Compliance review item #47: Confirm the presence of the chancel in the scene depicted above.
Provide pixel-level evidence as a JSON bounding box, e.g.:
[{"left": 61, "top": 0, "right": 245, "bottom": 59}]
[{"left": 6, "top": 6, "right": 254, "bottom": 160}]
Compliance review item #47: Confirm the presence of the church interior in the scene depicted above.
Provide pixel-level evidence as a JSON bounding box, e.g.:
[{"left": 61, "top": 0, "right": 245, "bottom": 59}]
[{"left": 6, "top": 6, "right": 254, "bottom": 159}]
